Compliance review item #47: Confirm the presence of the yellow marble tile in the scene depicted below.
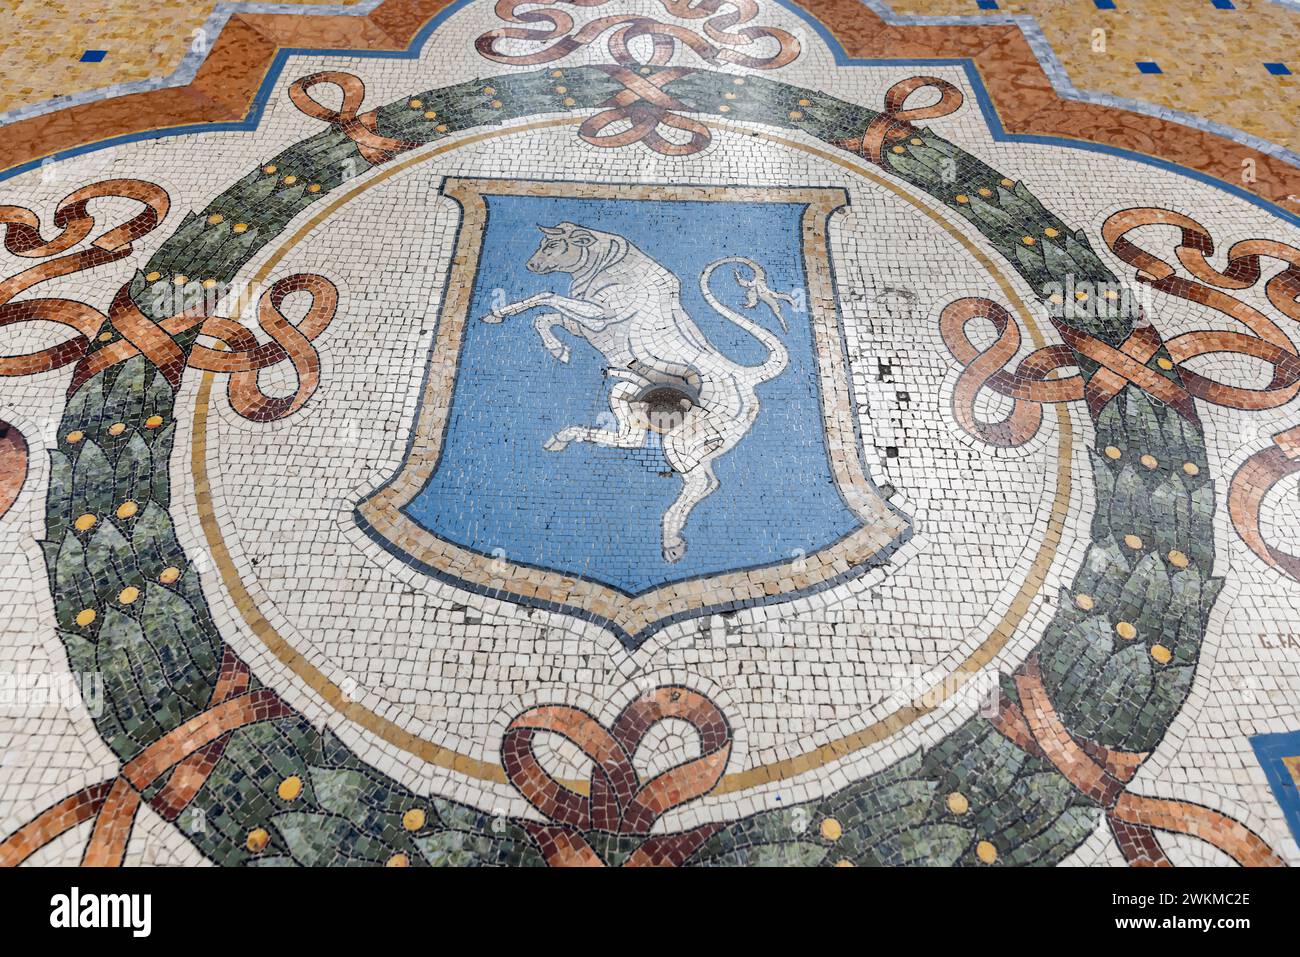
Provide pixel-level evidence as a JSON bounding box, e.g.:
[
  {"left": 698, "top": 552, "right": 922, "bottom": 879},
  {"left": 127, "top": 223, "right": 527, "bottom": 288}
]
[
  {"left": 0, "top": 0, "right": 363, "bottom": 115},
  {"left": 1285, "top": 755, "right": 1300, "bottom": 787}
]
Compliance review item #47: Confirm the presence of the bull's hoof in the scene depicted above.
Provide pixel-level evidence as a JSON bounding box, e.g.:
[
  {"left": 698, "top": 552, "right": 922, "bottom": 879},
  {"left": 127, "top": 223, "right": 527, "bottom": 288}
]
[
  {"left": 543, "top": 432, "right": 571, "bottom": 452},
  {"left": 662, "top": 536, "right": 687, "bottom": 563}
]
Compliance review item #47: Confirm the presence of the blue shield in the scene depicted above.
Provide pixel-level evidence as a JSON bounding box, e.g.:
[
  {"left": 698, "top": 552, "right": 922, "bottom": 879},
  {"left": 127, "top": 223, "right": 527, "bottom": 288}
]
[{"left": 357, "top": 179, "right": 911, "bottom": 648}]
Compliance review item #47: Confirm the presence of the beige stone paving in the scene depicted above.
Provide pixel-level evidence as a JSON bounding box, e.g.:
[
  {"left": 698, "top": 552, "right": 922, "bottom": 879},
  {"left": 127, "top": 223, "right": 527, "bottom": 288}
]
[
  {"left": 890, "top": 0, "right": 1300, "bottom": 152},
  {"left": 0, "top": 0, "right": 363, "bottom": 114}
]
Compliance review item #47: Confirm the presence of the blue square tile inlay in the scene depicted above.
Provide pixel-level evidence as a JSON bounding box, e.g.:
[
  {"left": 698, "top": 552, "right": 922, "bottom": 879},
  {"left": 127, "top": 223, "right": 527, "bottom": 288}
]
[
  {"left": 976, "top": 0, "right": 999, "bottom": 8},
  {"left": 1265, "top": 62, "right": 1292, "bottom": 76},
  {"left": 1211, "top": 0, "right": 1236, "bottom": 10},
  {"left": 1136, "top": 61, "right": 1163, "bottom": 74},
  {"left": 1094, "top": 0, "right": 1118, "bottom": 10},
  {"left": 79, "top": 49, "right": 107, "bottom": 63},
  {"left": 1251, "top": 731, "right": 1300, "bottom": 850}
]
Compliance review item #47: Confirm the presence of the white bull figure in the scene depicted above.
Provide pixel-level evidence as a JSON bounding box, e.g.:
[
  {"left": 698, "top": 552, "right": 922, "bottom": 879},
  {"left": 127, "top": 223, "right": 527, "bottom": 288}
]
[{"left": 483, "top": 221, "right": 796, "bottom": 563}]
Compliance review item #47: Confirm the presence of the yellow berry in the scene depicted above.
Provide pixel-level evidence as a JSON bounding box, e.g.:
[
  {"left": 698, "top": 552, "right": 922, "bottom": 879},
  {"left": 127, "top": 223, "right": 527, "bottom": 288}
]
[{"left": 402, "top": 808, "right": 426, "bottom": 831}]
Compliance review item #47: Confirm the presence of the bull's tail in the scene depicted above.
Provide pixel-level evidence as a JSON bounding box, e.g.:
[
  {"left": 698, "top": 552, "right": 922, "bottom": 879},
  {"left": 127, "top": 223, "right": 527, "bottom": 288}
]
[{"left": 699, "top": 257, "right": 795, "bottom": 384}]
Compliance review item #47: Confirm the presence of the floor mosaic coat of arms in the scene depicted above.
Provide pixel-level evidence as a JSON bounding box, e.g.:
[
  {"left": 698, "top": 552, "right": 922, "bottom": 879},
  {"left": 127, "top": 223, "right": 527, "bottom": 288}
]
[{"left": 1, "top": 0, "right": 1299, "bottom": 870}]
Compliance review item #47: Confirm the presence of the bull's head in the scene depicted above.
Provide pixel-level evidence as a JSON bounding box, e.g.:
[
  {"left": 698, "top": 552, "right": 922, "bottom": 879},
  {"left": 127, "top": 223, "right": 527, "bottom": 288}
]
[{"left": 526, "top": 222, "right": 597, "bottom": 274}]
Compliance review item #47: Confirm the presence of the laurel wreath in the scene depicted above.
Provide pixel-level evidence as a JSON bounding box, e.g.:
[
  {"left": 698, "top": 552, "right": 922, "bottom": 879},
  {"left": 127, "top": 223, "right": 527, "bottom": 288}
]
[{"left": 39, "top": 66, "right": 1216, "bottom": 866}]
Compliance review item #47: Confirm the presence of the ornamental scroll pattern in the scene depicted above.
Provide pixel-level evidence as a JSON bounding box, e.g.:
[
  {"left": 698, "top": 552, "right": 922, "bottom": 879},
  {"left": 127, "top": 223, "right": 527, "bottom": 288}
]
[
  {"left": 475, "top": 0, "right": 799, "bottom": 154},
  {"left": 939, "top": 209, "right": 1300, "bottom": 588},
  {"left": 0, "top": 25, "right": 1289, "bottom": 867}
]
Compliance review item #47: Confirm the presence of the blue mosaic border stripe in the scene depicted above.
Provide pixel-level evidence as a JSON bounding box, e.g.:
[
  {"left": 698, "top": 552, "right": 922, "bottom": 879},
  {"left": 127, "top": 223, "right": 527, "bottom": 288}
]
[
  {"left": 3, "top": 0, "right": 1298, "bottom": 234},
  {"left": 1250, "top": 730, "right": 1300, "bottom": 850}
]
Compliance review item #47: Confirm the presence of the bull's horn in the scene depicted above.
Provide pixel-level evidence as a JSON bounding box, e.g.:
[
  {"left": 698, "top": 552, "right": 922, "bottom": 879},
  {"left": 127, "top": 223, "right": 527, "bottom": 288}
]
[{"left": 537, "top": 224, "right": 565, "bottom": 236}]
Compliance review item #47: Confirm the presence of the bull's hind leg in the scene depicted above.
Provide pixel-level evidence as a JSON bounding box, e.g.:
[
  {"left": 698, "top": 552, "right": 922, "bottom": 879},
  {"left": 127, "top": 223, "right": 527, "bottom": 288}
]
[
  {"left": 659, "top": 459, "right": 721, "bottom": 563},
  {"left": 544, "top": 380, "right": 647, "bottom": 452},
  {"left": 660, "top": 419, "right": 729, "bottom": 562}
]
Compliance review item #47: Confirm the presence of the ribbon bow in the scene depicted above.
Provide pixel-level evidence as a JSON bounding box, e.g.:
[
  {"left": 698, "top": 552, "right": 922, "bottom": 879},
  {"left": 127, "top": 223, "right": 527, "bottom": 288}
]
[{"left": 501, "top": 685, "right": 731, "bottom": 866}]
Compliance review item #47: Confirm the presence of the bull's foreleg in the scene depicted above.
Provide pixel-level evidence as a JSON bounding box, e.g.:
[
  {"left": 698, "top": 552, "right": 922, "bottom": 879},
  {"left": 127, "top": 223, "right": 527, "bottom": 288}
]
[
  {"left": 533, "top": 312, "right": 582, "bottom": 363},
  {"left": 529, "top": 293, "right": 610, "bottom": 326},
  {"left": 485, "top": 292, "right": 611, "bottom": 327},
  {"left": 482, "top": 292, "right": 549, "bottom": 323},
  {"left": 544, "top": 380, "right": 647, "bottom": 452}
]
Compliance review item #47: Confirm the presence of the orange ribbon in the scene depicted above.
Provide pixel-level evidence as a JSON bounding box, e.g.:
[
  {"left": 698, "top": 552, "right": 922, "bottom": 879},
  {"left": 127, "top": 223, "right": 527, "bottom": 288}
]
[
  {"left": 501, "top": 685, "right": 731, "bottom": 866},
  {"left": 579, "top": 65, "right": 711, "bottom": 155},
  {"left": 992, "top": 657, "right": 1284, "bottom": 867},
  {"left": 475, "top": 1, "right": 798, "bottom": 156},
  {"left": 288, "top": 71, "right": 420, "bottom": 166},
  {"left": 842, "top": 75, "right": 965, "bottom": 166},
  {"left": 1103, "top": 209, "right": 1300, "bottom": 582},
  {"left": 1, "top": 648, "right": 291, "bottom": 867},
  {"left": 187, "top": 275, "right": 339, "bottom": 422},
  {"left": 939, "top": 297, "right": 1082, "bottom": 447},
  {"left": 0, "top": 179, "right": 170, "bottom": 381},
  {"left": 940, "top": 208, "right": 1300, "bottom": 584},
  {"left": 476, "top": 1, "right": 799, "bottom": 70},
  {"left": 0, "top": 178, "right": 339, "bottom": 422}
]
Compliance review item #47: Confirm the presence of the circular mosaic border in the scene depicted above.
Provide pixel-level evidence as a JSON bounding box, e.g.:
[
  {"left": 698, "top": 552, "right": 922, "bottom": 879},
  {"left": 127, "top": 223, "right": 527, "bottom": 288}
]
[{"left": 37, "top": 66, "right": 1220, "bottom": 866}]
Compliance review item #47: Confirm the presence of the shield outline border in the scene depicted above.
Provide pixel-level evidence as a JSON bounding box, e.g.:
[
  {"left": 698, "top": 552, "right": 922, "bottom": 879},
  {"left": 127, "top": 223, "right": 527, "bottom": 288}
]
[{"left": 355, "top": 176, "right": 913, "bottom": 648}]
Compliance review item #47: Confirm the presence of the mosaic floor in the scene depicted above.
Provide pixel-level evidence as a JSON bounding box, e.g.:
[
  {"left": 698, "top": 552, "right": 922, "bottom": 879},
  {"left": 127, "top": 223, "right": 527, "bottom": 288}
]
[{"left": 0, "top": 0, "right": 1298, "bottom": 869}]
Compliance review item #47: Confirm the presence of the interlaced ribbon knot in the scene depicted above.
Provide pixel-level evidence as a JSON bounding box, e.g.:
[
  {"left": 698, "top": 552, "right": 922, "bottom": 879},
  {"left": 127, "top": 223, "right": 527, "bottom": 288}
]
[
  {"left": 938, "top": 208, "right": 1300, "bottom": 585},
  {"left": 0, "top": 178, "right": 340, "bottom": 423},
  {"left": 501, "top": 686, "right": 731, "bottom": 866},
  {"left": 1, "top": 647, "right": 292, "bottom": 867},
  {"left": 474, "top": 0, "right": 799, "bottom": 156}
]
